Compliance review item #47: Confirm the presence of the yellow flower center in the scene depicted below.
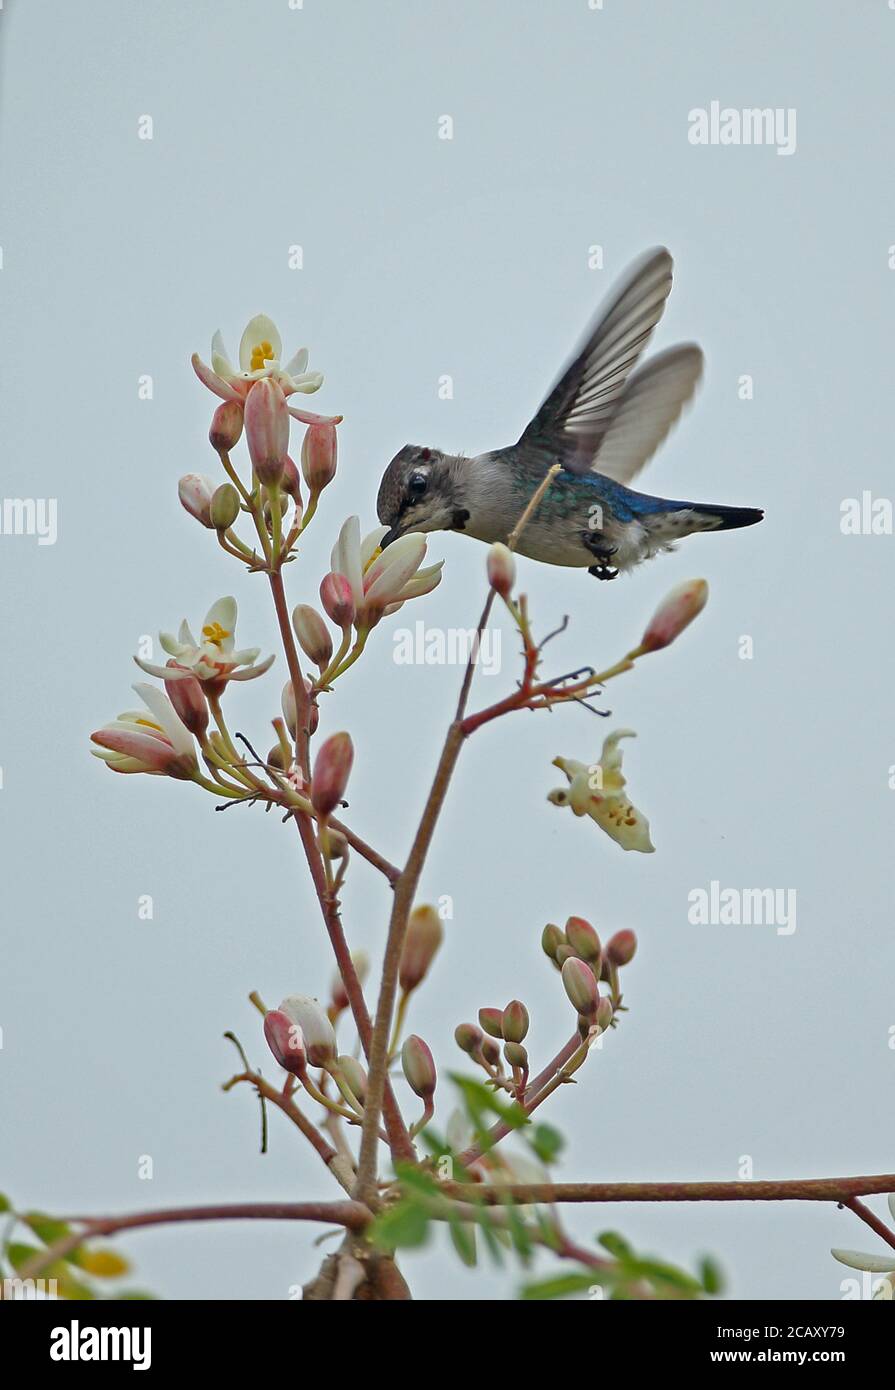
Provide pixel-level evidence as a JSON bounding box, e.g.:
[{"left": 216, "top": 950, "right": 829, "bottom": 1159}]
[
  {"left": 202, "top": 622, "right": 231, "bottom": 647},
  {"left": 249, "top": 340, "right": 275, "bottom": 371}
]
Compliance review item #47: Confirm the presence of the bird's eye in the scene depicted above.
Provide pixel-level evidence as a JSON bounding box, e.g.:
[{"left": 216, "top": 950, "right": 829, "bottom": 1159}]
[{"left": 408, "top": 471, "right": 428, "bottom": 497}]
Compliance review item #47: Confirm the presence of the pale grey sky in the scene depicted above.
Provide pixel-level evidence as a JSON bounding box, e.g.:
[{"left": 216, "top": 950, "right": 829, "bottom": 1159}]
[{"left": 2, "top": 0, "right": 894, "bottom": 1300}]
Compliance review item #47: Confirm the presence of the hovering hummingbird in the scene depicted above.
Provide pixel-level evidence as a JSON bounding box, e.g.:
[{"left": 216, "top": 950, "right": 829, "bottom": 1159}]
[{"left": 376, "top": 248, "right": 762, "bottom": 579}]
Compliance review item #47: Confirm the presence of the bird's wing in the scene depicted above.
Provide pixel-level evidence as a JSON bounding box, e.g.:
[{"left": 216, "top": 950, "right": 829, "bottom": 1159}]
[
  {"left": 584, "top": 344, "right": 704, "bottom": 485},
  {"left": 517, "top": 247, "right": 676, "bottom": 476}
]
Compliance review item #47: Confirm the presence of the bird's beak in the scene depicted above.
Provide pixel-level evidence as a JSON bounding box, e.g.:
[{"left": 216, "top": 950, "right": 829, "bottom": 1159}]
[{"left": 380, "top": 523, "right": 402, "bottom": 549}]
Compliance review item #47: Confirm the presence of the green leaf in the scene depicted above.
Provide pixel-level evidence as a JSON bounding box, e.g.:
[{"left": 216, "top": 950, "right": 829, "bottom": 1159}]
[
  {"left": 0, "top": 1193, "right": 12, "bottom": 1214},
  {"left": 24, "top": 1212, "right": 72, "bottom": 1246},
  {"left": 520, "top": 1270, "right": 597, "bottom": 1300},
  {"left": 528, "top": 1123, "right": 563, "bottom": 1165},
  {"left": 369, "top": 1200, "right": 430, "bottom": 1252},
  {"left": 597, "top": 1230, "right": 633, "bottom": 1259},
  {"left": 448, "top": 1217, "right": 477, "bottom": 1267},
  {"left": 450, "top": 1074, "right": 527, "bottom": 1129},
  {"left": 700, "top": 1255, "right": 724, "bottom": 1295},
  {"left": 7, "top": 1242, "right": 42, "bottom": 1271}
]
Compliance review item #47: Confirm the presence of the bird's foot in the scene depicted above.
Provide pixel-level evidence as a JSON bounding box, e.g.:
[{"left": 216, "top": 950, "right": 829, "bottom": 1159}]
[{"left": 582, "top": 534, "right": 619, "bottom": 581}]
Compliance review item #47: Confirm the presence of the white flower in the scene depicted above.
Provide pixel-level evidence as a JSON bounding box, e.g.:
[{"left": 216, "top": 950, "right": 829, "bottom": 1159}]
[
  {"left": 91, "top": 683, "right": 197, "bottom": 779},
  {"left": 135, "top": 597, "right": 274, "bottom": 689},
  {"left": 330, "top": 516, "right": 443, "bottom": 628},
  {"left": 548, "top": 729, "right": 655, "bottom": 853},
  {"left": 192, "top": 313, "right": 324, "bottom": 403}
]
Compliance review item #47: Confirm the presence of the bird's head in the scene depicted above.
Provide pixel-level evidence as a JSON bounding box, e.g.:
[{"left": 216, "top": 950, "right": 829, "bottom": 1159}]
[{"left": 376, "top": 445, "right": 466, "bottom": 547}]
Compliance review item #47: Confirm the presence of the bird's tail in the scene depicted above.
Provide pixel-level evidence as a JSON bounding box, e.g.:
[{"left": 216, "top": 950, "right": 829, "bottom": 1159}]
[{"left": 685, "top": 502, "right": 764, "bottom": 531}]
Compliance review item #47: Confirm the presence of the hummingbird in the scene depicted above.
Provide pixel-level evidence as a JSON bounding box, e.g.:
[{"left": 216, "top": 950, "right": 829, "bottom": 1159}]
[{"left": 376, "top": 248, "right": 762, "bottom": 579}]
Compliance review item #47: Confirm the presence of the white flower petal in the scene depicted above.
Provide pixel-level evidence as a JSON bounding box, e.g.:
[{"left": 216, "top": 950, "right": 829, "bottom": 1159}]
[
  {"left": 332, "top": 516, "right": 364, "bottom": 607},
  {"left": 283, "top": 347, "right": 309, "bottom": 378},
  {"left": 133, "top": 682, "right": 194, "bottom": 757},
  {"left": 830, "top": 1248, "right": 895, "bottom": 1274},
  {"left": 239, "top": 314, "right": 282, "bottom": 373}
]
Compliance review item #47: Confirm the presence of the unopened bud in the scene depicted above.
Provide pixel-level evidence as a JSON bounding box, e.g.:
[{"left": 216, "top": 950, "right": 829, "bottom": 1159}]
[
  {"left": 320, "top": 571, "right": 355, "bottom": 629},
  {"left": 280, "top": 454, "right": 302, "bottom": 502},
  {"left": 503, "top": 1040, "right": 528, "bottom": 1070},
  {"left": 640, "top": 578, "right": 708, "bottom": 653},
  {"left": 401, "top": 1034, "right": 437, "bottom": 1099},
  {"left": 292, "top": 604, "right": 333, "bottom": 668},
  {"left": 487, "top": 541, "right": 516, "bottom": 598},
  {"left": 606, "top": 929, "right": 637, "bottom": 967},
  {"left": 331, "top": 951, "right": 370, "bottom": 1012},
  {"left": 399, "top": 904, "right": 444, "bottom": 993},
  {"left": 209, "top": 399, "right": 244, "bottom": 452},
  {"left": 210, "top": 482, "right": 241, "bottom": 530},
  {"left": 281, "top": 679, "right": 319, "bottom": 738},
  {"left": 278, "top": 995, "right": 336, "bottom": 1068},
  {"left": 541, "top": 923, "right": 566, "bottom": 961},
  {"left": 178, "top": 474, "right": 216, "bottom": 528},
  {"left": 163, "top": 665, "right": 208, "bottom": 739},
  {"left": 565, "top": 916, "right": 602, "bottom": 965},
  {"left": 502, "top": 1000, "right": 529, "bottom": 1043},
  {"left": 454, "top": 1022, "right": 483, "bottom": 1055},
  {"left": 245, "top": 378, "right": 289, "bottom": 486},
  {"left": 300, "top": 422, "right": 338, "bottom": 493},
  {"left": 478, "top": 1007, "right": 504, "bottom": 1039},
  {"left": 561, "top": 956, "right": 599, "bottom": 1017},
  {"left": 266, "top": 744, "right": 289, "bottom": 771},
  {"left": 337, "top": 1055, "right": 367, "bottom": 1104},
  {"left": 263, "top": 1009, "right": 307, "bottom": 1077},
  {"left": 311, "top": 732, "right": 354, "bottom": 818},
  {"left": 481, "top": 1037, "right": 501, "bottom": 1067},
  {"left": 595, "top": 996, "right": 614, "bottom": 1030},
  {"left": 555, "top": 943, "right": 577, "bottom": 966}
]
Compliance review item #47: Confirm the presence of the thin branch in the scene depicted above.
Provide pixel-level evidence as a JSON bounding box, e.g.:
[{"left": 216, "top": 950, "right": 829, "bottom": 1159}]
[
  {"left": 17, "top": 1200, "right": 373, "bottom": 1282},
  {"left": 843, "top": 1196, "right": 895, "bottom": 1254},
  {"left": 441, "top": 1175, "right": 895, "bottom": 1206}
]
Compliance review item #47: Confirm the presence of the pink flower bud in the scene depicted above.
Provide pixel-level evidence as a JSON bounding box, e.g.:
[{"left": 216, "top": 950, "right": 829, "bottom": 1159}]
[
  {"left": 555, "top": 943, "right": 576, "bottom": 966},
  {"left": 300, "top": 422, "right": 338, "bottom": 493},
  {"left": 399, "top": 905, "right": 444, "bottom": 993},
  {"left": 331, "top": 951, "right": 370, "bottom": 1012},
  {"left": 244, "top": 378, "right": 289, "bottom": 486},
  {"left": 487, "top": 541, "right": 516, "bottom": 598},
  {"left": 163, "top": 664, "right": 209, "bottom": 740},
  {"left": 292, "top": 604, "right": 333, "bottom": 669},
  {"left": 606, "top": 929, "right": 637, "bottom": 967},
  {"left": 320, "top": 572, "right": 355, "bottom": 629},
  {"left": 278, "top": 995, "right": 336, "bottom": 1068},
  {"left": 502, "top": 1000, "right": 530, "bottom": 1043},
  {"left": 209, "top": 399, "right": 244, "bottom": 452},
  {"left": 281, "top": 679, "right": 319, "bottom": 738},
  {"left": 264, "top": 1009, "right": 307, "bottom": 1077},
  {"left": 503, "top": 1040, "right": 528, "bottom": 1070},
  {"left": 595, "top": 996, "right": 614, "bottom": 1030},
  {"left": 178, "top": 474, "right": 216, "bottom": 528},
  {"left": 640, "top": 579, "right": 708, "bottom": 653},
  {"left": 481, "top": 1037, "right": 501, "bottom": 1066},
  {"left": 478, "top": 1007, "right": 504, "bottom": 1039},
  {"left": 565, "top": 915, "right": 602, "bottom": 965},
  {"left": 280, "top": 454, "right": 302, "bottom": 502},
  {"left": 311, "top": 732, "right": 354, "bottom": 818},
  {"left": 401, "top": 1034, "right": 437, "bottom": 1099},
  {"left": 454, "top": 1022, "right": 483, "bottom": 1055},
  {"left": 561, "top": 957, "right": 599, "bottom": 1017},
  {"left": 541, "top": 923, "right": 566, "bottom": 962}
]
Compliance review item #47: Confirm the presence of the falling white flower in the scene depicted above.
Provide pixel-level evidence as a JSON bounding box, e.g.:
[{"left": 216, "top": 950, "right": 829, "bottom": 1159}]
[
  {"left": 548, "top": 729, "right": 655, "bottom": 853},
  {"left": 831, "top": 1194, "right": 895, "bottom": 1295}
]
